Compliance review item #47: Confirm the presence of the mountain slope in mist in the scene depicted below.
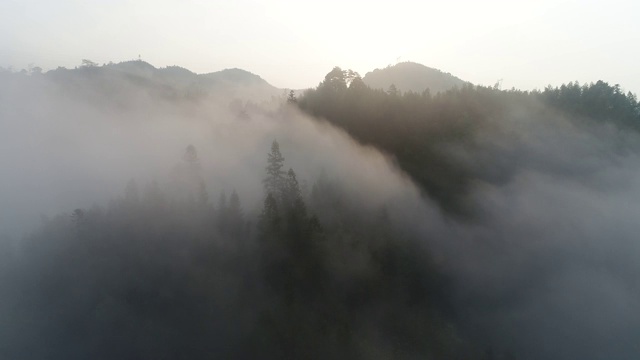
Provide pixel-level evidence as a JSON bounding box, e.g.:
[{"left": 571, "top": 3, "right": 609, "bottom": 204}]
[
  {"left": 2, "top": 62, "right": 640, "bottom": 360},
  {"left": 0, "top": 68, "right": 465, "bottom": 358},
  {"left": 363, "top": 61, "right": 469, "bottom": 94},
  {"left": 298, "top": 67, "right": 640, "bottom": 359},
  {"left": 40, "top": 60, "right": 281, "bottom": 107}
]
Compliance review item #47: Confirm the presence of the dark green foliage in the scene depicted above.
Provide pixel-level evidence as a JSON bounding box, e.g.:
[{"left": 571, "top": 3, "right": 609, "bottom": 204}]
[
  {"left": 2, "top": 142, "right": 465, "bottom": 359},
  {"left": 299, "top": 67, "right": 640, "bottom": 216},
  {"left": 299, "top": 72, "right": 497, "bottom": 214},
  {"left": 540, "top": 80, "right": 640, "bottom": 129}
]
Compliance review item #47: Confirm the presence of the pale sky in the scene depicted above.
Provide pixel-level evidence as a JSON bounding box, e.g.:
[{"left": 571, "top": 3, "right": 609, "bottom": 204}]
[{"left": 1, "top": 0, "right": 639, "bottom": 93}]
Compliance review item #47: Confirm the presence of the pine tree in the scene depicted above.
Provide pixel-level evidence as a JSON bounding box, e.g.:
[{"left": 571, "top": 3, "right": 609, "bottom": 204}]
[
  {"left": 263, "top": 140, "right": 285, "bottom": 199},
  {"left": 287, "top": 90, "right": 297, "bottom": 104},
  {"left": 284, "top": 168, "right": 300, "bottom": 203}
]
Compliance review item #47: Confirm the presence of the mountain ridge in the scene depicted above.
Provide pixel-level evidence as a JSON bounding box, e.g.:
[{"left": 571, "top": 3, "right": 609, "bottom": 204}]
[
  {"left": 46, "top": 60, "right": 275, "bottom": 87},
  {"left": 35, "top": 60, "right": 281, "bottom": 104}
]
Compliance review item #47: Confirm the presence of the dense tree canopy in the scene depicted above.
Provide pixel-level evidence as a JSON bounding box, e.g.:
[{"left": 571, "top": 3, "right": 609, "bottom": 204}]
[{"left": 298, "top": 69, "right": 640, "bottom": 215}]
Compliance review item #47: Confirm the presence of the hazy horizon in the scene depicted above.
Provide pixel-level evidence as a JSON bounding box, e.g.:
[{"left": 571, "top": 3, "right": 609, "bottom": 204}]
[{"left": 1, "top": 0, "right": 639, "bottom": 93}]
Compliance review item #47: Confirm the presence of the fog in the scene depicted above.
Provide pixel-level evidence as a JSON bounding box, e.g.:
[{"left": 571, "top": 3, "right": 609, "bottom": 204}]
[
  {"left": 0, "top": 71, "right": 421, "bottom": 239},
  {"left": 437, "top": 108, "right": 640, "bottom": 359},
  {"left": 1, "top": 67, "right": 639, "bottom": 359}
]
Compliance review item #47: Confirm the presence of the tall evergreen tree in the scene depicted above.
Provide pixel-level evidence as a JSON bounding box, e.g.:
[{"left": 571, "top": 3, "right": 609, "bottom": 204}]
[{"left": 263, "top": 140, "right": 285, "bottom": 198}]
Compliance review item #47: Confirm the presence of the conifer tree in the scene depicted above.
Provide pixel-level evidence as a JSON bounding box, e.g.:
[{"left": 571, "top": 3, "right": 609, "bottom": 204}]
[{"left": 263, "top": 140, "right": 285, "bottom": 199}]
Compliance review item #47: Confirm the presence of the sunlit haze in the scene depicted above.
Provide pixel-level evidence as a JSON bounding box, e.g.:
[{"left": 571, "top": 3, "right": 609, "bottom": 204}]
[{"left": 1, "top": 0, "right": 638, "bottom": 92}]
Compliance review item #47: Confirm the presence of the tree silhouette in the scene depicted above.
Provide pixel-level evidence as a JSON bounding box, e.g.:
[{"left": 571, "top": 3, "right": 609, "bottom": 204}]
[
  {"left": 263, "top": 140, "right": 286, "bottom": 199},
  {"left": 287, "top": 90, "right": 297, "bottom": 104}
]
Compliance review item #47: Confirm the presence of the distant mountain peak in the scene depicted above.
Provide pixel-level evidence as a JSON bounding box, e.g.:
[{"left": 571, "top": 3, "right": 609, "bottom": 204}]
[
  {"left": 108, "top": 60, "right": 156, "bottom": 72},
  {"left": 203, "top": 68, "right": 269, "bottom": 86},
  {"left": 160, "top": 65, "right": 195, "bottom": 76},
  {"left": 363, "top": 62, "right": 469, "bottom": 94}
]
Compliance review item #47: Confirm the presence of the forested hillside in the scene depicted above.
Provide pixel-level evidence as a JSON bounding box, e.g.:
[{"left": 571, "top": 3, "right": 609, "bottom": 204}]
[
  {"left": 299, "top": 67, "right": 640, "bottom": 214},
  {"left": 0, "top": 140, "right": 465, "bottom": 359},
  {"left": 2, "top": 63, "right": 640, "bottom": 360}
]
